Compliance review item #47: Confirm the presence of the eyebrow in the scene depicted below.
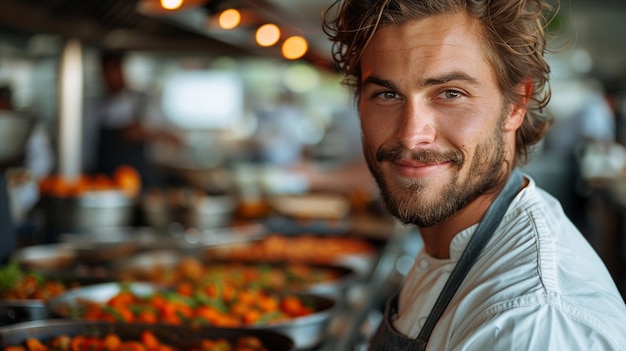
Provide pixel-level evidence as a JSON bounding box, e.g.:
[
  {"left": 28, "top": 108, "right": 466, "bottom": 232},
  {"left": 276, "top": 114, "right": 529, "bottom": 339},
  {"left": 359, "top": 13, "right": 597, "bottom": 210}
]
[
  {"left": 362, "top": 70, "right": 481, "bottom": 90},
  {"left": 421, "top": 71, "right": 481, "bottom": 87}
]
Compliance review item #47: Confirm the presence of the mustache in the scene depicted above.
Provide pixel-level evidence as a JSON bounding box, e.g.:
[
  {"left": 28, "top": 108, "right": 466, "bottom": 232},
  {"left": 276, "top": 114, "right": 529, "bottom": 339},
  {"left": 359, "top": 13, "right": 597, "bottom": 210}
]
[{"left": 376, "top": 146, "right": 464, "bottom": 166}]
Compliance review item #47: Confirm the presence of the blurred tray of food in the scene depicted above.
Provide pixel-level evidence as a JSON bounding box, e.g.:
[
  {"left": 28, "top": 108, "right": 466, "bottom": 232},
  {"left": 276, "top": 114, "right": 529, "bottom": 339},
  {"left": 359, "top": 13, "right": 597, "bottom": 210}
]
[
  {"left": 0, "top": 319, "right": 295, "bottom": 351},
  {"left": 47, "top": 281, "right": 337, "bottom": 350},
  {"left": 0, "top": 260, "right": 80, "bottom": 325},
  {"left": 203, "top": 233, "right": 381, "bottom": 278},
  {"left": 111, "top": 250, "right": 357, "bottom": 298}
]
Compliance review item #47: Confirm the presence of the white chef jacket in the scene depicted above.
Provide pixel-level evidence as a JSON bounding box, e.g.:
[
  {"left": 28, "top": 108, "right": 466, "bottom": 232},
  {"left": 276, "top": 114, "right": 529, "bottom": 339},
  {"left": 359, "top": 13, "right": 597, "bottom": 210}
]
[{"left": 393, "top": 175, "right": 626, "bottom": 350}]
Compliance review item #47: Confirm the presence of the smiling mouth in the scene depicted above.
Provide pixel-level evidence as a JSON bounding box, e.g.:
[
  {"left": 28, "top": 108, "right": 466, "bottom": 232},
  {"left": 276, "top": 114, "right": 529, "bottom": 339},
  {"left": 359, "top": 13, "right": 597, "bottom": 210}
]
[
  {"left": 377, "top": 146, "right": 463, "bottom": 167},
  {"left": 392, "top": 159, "right": 453, "bottom": 178}
]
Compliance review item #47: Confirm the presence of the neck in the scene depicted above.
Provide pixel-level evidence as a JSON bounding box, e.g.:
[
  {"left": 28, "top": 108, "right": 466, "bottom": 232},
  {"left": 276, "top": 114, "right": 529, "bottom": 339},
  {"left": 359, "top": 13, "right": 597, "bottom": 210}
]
[
  {"left": 418, "top": 191, "right": 497, "bottom": 259},
  {"left": 418, "top": 171, "right": 527, "bottom": 259}
]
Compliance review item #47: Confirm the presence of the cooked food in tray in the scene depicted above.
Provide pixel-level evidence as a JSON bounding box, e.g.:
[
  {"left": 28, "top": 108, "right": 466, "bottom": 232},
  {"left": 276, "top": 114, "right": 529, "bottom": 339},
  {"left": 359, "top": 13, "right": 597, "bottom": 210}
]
[
  {"left": 115, "top": 253, "right": 353, "bottom": 294},
  {"left": 0, "top": 261, "right": 74, "bottom": 301},
  {"left": 268, "top": 193, "right": 351, "bottom": 220},
  {"left": 47, "top": 283, "right": 335, "bottom": 350},
  {"left": 0, "top": 320, "right": 295, "bottom": 351},
  {"left": 49, "top": 282, "right": 331, "bottom": 327},
  {"left": 204, "top": 234, "right": 377, "bottom": 264},
  {"left": 3, "top": 329, "right": 271, "bottom": 351}
]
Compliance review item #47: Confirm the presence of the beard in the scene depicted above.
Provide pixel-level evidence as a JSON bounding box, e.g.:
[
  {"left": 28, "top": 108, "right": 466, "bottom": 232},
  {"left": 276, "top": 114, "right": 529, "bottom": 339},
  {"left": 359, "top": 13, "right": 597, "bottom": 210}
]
[{"left": 364, "top": 113, "right": 508, "bottom": 228}]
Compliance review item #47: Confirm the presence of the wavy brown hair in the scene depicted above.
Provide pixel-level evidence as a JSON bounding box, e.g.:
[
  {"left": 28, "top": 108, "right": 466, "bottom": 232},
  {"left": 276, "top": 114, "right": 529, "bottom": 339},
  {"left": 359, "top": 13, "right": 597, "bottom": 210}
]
[{"left": 323, "top": 0, "right": 557, "bottom": 166}]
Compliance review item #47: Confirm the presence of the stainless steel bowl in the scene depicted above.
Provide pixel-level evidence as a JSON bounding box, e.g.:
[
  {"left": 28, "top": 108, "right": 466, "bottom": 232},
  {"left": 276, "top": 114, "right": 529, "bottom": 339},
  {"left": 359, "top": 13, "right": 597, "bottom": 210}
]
[
  {"left": 141, "top": 188, "right": 237, "bottom": 230},
  {"left": 248, "top": 293, "right": 337, "bottom": 350},
  {"left": 11, "top": 243, "right": 76, "bottom": 272}
]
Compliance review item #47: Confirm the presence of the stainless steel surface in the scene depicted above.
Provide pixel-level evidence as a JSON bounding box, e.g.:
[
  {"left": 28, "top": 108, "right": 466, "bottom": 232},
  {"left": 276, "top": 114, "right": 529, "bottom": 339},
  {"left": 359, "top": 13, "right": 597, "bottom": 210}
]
[
  {"left": 0, "top": 300, "right": 50, "bottom": 326},
  {"left": 59, "top": 227, "right": 177, "bottom": 263},
  {"left": 0, "top": 319, "right": 296, "bottom": 351},
  {"left": 0, "top": 111, "right": 35, "bottom": 169},
  {"left": 249, "top": 293, "right": 337, "bottom": 350}
]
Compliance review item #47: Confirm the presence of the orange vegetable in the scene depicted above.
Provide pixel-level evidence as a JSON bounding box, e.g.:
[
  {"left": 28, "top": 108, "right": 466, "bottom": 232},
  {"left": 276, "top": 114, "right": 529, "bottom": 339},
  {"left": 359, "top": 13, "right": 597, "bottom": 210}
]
[
  {"left": 103, "top": 334, "right": 122, "bottom": 351},
  {"left": 3, "top": 347, "right": 26, "bottom": 351},
  {"left": 136, "top": 310, "right": 158, "bottom": 324},
  {"left": 108, "top": 291, "right": 135, "bottom": 307},
  {"left": 24, "top": 339, "right": 46, "bottom": 351},
  {"left": 114, "top": 165, "right": 141, "bottom": 198},
  {"left": 71, "top": 336, "right": 87, "bottom": 351},
  {"left": 139, "top": 331, "right": 159, "bottom": 351},
  {"left": 119, "top": 341, "right": 146, "bottom": 351}
]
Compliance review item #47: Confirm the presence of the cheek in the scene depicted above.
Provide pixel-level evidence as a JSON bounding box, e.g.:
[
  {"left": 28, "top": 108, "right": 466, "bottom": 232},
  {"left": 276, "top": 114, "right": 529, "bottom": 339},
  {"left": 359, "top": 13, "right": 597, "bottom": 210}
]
[{"left": 359, "top": 113, "right": 393, "bottom": 145}]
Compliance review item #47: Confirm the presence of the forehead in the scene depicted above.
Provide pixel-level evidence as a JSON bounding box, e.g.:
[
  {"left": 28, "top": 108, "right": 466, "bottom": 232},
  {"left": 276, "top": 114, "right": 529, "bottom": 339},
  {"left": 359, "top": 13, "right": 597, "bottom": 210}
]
[{"left": 361, "top": 12, "right": 494, "bottom": 84}]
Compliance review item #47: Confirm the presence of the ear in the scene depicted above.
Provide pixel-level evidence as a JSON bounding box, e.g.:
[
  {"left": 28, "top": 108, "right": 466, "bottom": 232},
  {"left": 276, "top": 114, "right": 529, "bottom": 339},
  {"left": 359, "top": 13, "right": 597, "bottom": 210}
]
[{"left": 503, "top": 79, "right": 533, "bottom": 132}]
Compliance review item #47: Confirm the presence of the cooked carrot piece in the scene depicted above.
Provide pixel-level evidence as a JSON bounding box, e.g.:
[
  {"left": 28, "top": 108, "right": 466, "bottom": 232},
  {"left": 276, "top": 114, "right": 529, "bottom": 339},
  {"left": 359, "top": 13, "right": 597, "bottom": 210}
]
[
  {"left": 102, "top": 334, "right": 121, "bottom": 351},
  {"left": 139, "top": 331, "right": 160, "bottom": 351},
  {"left": 4, "top": 347, "right": 27, "bottom": 351},
  {"left": 71, "top": 336, "right": 86, "bottom": 351},
  {"left": 118, "top": 341, "right": 145, "bottom": 351},
  {"left": 25, "top": 339, "right": 46, "bottom": 351}
]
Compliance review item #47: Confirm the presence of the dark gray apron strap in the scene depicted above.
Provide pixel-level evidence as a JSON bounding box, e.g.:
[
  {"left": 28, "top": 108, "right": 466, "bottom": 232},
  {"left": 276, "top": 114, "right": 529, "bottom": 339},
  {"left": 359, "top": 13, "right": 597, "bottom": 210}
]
[{"left": 411, "top": 169, "right": 523, "bottom": 350}]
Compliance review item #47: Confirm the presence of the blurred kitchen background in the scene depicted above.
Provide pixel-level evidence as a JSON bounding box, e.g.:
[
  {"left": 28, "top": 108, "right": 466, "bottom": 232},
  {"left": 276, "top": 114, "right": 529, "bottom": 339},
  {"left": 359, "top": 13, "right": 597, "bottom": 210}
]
[{"left": 0, "top": 0, "right": 625, "bottom": 344}]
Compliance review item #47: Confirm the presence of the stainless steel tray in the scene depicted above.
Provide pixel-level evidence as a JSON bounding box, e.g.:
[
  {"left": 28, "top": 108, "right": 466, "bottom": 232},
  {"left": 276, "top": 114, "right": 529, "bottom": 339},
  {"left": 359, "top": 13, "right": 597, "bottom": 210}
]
[
  {"left": 111, "top": 249, "right": 357, "bottom": 297},
  {"left": 46, "top": 282, "right": 338, "bottom": 350}
]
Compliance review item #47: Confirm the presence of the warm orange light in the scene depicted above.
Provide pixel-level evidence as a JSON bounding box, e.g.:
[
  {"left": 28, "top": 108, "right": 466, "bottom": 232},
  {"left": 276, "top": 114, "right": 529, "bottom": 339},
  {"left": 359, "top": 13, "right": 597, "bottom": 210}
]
[
  {"left": 218, "top": 9, "right": 241, "bottom": 29},
  {"left": 161, "top": 0, "right": 183, "bottom": 10},
  {"left": 256, "top": 24, "right": 281, "bottom": 47},
  {"left": 282, "top": 36, "right": 308, "bottom": 60}
]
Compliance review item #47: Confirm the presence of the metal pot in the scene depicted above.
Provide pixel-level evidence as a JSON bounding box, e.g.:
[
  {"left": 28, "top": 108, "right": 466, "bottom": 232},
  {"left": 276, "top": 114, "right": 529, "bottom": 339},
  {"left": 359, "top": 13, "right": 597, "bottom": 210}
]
[
  {"left": 40, "top": 190, "right": 135, "bottom": 233},
  {"left": 141, "top": 188, "right": 236, "bottom": 230}
]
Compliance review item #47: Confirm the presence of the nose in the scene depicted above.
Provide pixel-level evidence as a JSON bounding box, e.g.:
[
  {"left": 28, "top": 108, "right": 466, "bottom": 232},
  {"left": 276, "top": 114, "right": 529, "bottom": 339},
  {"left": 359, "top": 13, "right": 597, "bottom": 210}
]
[{"left": 396, "top": 100, "right": 436, "bottom": 149}]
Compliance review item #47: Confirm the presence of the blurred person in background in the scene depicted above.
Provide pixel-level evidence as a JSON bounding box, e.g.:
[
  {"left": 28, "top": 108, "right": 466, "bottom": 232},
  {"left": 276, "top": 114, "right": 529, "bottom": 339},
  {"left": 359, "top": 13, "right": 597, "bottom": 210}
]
[
  {"left": 290, "top": 104, "right": 377, "bottom": 195},
  {"left": 0, "top": 83, "right": 53, "bottom": 230},
  {"left": 540, "top": 78, "right": 619, "bottom": 233},
  {"left": 85, "top": 51, "right": 181, "bottom": 193},
  {"left": 324, "top": 0, "right": 626, "bottom": 349},
  {"left": 249, "top": 89, "right": 309, "bottom": 167}
]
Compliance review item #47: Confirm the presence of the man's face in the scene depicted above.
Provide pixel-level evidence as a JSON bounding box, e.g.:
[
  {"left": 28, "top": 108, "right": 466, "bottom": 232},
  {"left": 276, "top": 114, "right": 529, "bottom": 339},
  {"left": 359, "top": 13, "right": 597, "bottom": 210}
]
[{"left": 359, "top": 11, "right": 516, "bottom": 227}]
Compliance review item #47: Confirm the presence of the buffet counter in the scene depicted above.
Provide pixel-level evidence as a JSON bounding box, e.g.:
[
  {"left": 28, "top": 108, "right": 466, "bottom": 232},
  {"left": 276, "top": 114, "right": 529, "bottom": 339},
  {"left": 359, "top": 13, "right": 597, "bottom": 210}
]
[{"left": 1, "top": 189, "right": 411, "bottom": 351}]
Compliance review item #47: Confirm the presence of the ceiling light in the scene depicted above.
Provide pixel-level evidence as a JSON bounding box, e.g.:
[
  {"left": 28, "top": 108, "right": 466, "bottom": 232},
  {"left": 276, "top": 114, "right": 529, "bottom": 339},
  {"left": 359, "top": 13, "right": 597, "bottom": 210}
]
[
  {"left": 161, "top": 0, "right": 183, "bottom": 10},
  {"left": 256, "top": 24, "right": 281, "bottom": 47},
  {"left": 282, "top": 36, "right": 308, "bottom": 60},
  {"left": 218, "top": 9, "right": 241, "bottom": 29}
]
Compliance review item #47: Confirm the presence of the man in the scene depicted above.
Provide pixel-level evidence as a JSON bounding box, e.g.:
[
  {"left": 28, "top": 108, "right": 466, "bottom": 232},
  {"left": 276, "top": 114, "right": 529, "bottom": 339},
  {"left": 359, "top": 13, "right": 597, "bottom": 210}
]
[
  {"left": 87, "top": 51, "right": 180, "bottom": 192},
  {"left": 323, "top": 0, "right": 626, "bottom": 349}
]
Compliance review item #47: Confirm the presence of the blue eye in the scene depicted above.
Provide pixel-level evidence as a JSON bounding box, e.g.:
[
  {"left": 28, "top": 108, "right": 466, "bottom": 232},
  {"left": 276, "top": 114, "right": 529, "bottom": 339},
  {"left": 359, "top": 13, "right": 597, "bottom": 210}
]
[{"left": 442, "top": 90, "right": 462, "bottom": 99}]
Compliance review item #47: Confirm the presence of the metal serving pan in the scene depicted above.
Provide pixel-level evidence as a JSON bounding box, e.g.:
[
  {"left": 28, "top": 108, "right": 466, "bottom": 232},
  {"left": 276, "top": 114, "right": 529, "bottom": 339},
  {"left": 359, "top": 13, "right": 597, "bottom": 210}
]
[
  {"left": 0, "top": 319, "right": 295, "bottom": 351},
  {"left": 46, "top": 282, "right": 338, "bottom": 350},
  {"left": 110, "top": 249, "right": 358, "bottom": 298}
]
